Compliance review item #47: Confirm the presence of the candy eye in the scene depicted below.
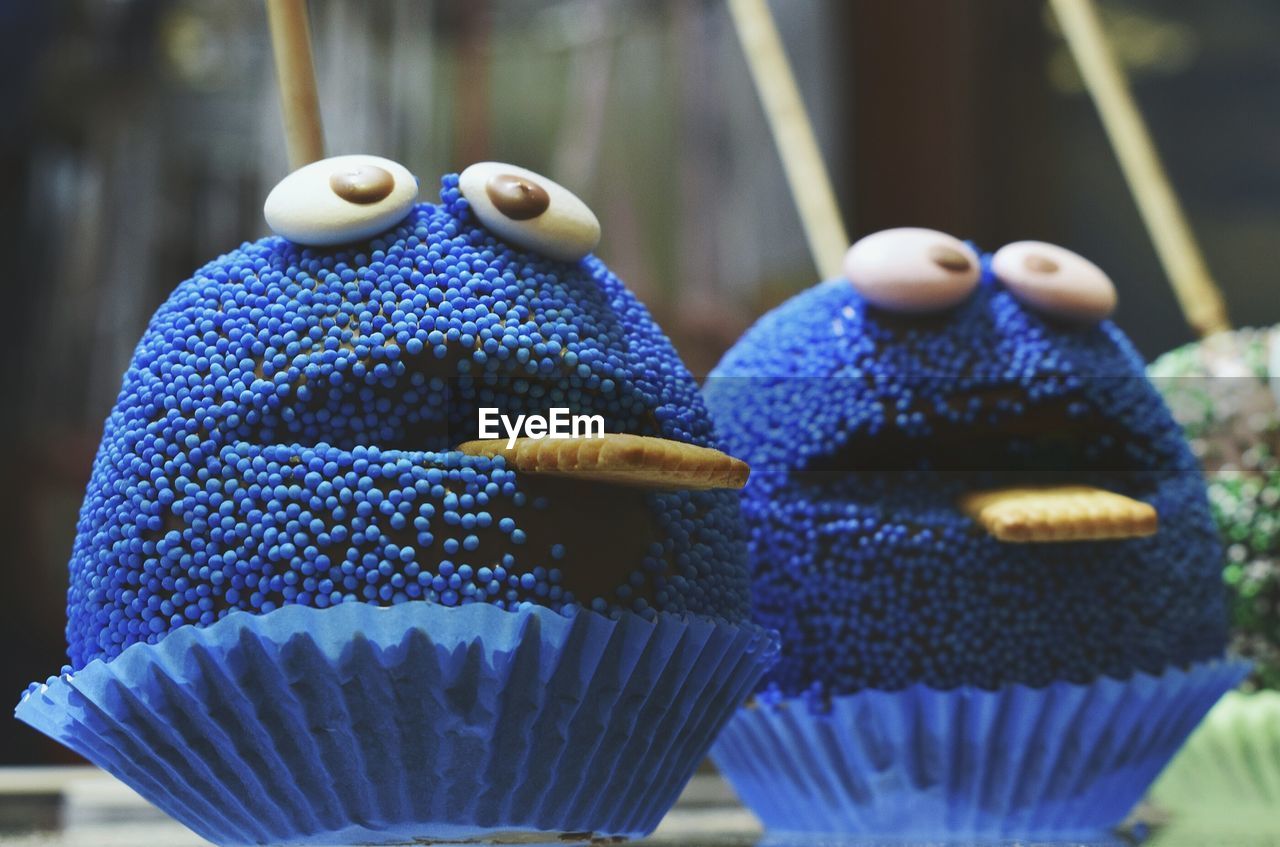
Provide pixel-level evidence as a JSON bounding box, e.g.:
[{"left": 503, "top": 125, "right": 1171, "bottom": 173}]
[
  {"left": 992, "top": 241, "right": 1116, "bottom": 323},
  {"left": 842, "top": 228, "right": 980, "bottom": 313},
  {"left": 264, "top": 154, "right": 418, "bottom": 246},
  {"left": 458, "top": 162, "right": 600, "bottom": 262}
]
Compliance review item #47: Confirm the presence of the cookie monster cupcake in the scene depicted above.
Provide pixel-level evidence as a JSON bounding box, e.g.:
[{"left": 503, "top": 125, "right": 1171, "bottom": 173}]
[
  {"left": 16, "top": 155, "right": 777, "bottom": 846},
  {"left": 1148, "top": 328, "right": 1280, "bottom": 823},
  {"left": 703, "top": 227, "right": 1247, "bottom": 839}
]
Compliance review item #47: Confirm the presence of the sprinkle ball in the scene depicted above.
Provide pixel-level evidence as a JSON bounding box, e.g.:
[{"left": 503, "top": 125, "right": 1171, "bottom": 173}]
[
  {"left": 20, "top": 158, "right": 776, "bottom": 845},
  {"left": 708, "top": 233, "right": 1223, "bottom": 695},
  {"left": 65, "top": 164, "right": 749, "bottom": 667},
  {"left": 705, "top": 228, "right": 1243, "bottom": 839}
]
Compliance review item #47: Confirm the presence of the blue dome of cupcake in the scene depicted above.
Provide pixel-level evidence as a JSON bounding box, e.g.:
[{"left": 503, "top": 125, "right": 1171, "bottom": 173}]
[
  {"left": 707, "top": 233, "right": 1224, "bottom": 696},
  {"left": 66, "top": 159, "right": 749, "bottom": 668}
]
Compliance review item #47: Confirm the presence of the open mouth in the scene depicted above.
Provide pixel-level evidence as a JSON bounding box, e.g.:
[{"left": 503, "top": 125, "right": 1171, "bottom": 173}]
[
  {"left": 194, "top": 424, "right": 750, "bottom": 620},
  {"left": 797, "top": 391, "right": 1159, "bottom": 543},
  {"left": 211, "top": 286, "right": 756, "bottom": 615}
]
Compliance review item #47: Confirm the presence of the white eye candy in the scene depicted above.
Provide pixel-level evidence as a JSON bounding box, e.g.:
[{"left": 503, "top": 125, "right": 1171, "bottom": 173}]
[
  {"left": 992, "top": 241, "right": 1116, "bottom": 324},
  {"left": 458, "top": 162, "right": 601, "bottom": 263},
  {"left": 264, "top": 154, "right": 418, "bottom": 246},
  {"left": 842, "top": 227, "right": 980, "bottom": 313}
]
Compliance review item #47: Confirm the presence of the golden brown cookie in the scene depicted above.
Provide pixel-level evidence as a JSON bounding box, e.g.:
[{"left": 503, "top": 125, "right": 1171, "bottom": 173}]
[
  {"left": 456, "top": 433, "right": 750, "bottom": 491},
  {"left": 959, "top": 484, "right": 1158, "bottom": 543}
]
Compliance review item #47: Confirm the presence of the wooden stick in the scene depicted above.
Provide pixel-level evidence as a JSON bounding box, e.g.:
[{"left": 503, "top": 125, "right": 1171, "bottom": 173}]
[
  {"left": 1049, "top": 0, "right": 1229, "bottom": 337},
  {"left": 727, "top": 0, "right": 848, "bottom": 281},
  {"left": 266, "top": 0, "right": 325, "bottom": 169},
  {"left": 454, "top": 0, "right": 492, "bottom": 167}
]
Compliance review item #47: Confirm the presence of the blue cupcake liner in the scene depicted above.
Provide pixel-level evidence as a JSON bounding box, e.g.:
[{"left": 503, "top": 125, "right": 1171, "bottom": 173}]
[
  {"left": 710, "top": 659, "right": 1249, "bottom": 840},
  {"left": 16, "top": 602, "right": 778, "bottom": 846}
]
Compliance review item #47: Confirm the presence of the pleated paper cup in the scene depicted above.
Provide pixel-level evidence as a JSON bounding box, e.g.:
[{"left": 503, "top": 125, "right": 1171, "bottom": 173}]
[
  {"left": 710, "top": 659, "right": 1248, "bottom": 841},
  {"left": 1150, "top": 689, "right": 1280, "bottom": 825},
  {"left": 17, "top": 601, "right": 778, "bottom": 846}
]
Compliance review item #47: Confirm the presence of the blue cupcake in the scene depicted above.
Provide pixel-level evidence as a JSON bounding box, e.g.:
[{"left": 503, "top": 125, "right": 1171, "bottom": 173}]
[
  {"left": 704, "top": 228, "right": 1245, "bottom": 839},
  {"left": 17, "top": 156, "right": 777, "bottom": 845}
]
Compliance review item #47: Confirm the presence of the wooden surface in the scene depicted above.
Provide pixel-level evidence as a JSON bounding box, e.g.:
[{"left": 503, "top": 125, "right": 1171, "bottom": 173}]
[
  {"left": 0, "top": 769, "right": 759, "bottom": 846},
  {"left": 0, "top": 767, "right": 1274, "bottom": 846}
]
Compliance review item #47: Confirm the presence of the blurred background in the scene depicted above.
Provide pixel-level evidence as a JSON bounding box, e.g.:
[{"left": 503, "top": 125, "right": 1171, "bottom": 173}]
[{"left": 2, "top": 0, "right": 1278, "bottom": 763}]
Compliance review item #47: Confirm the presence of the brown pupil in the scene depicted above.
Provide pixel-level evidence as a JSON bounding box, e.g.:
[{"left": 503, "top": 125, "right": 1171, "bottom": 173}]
[
  {"left": 1024, "top": 254, "right": 1060, "bottom": 274},
  {"left": 486, "top": 174, "right": 550, "bottom": 220},
  {"left": 928, "top": 244, "right": 971, "bottom": 272},
  {"left": 329, "top": 165, "right": 395, "bottom": 204}
]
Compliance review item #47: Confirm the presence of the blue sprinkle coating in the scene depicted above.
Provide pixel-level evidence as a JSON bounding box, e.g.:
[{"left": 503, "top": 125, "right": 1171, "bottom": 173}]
[
  {"left": 706, "top": 261, "right": 1226, "bottom": 696},
  {"left": 66, "top": 175, "right": 748, "bottom": 668}
]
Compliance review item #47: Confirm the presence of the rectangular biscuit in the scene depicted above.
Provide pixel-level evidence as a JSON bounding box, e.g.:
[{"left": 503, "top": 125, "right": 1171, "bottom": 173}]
[
  {"left": 959, "top": 484, "right": 1158, "bottom": 543},
  {"left": 457, "top": 433, "right": 750, "bottom": 491}
]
